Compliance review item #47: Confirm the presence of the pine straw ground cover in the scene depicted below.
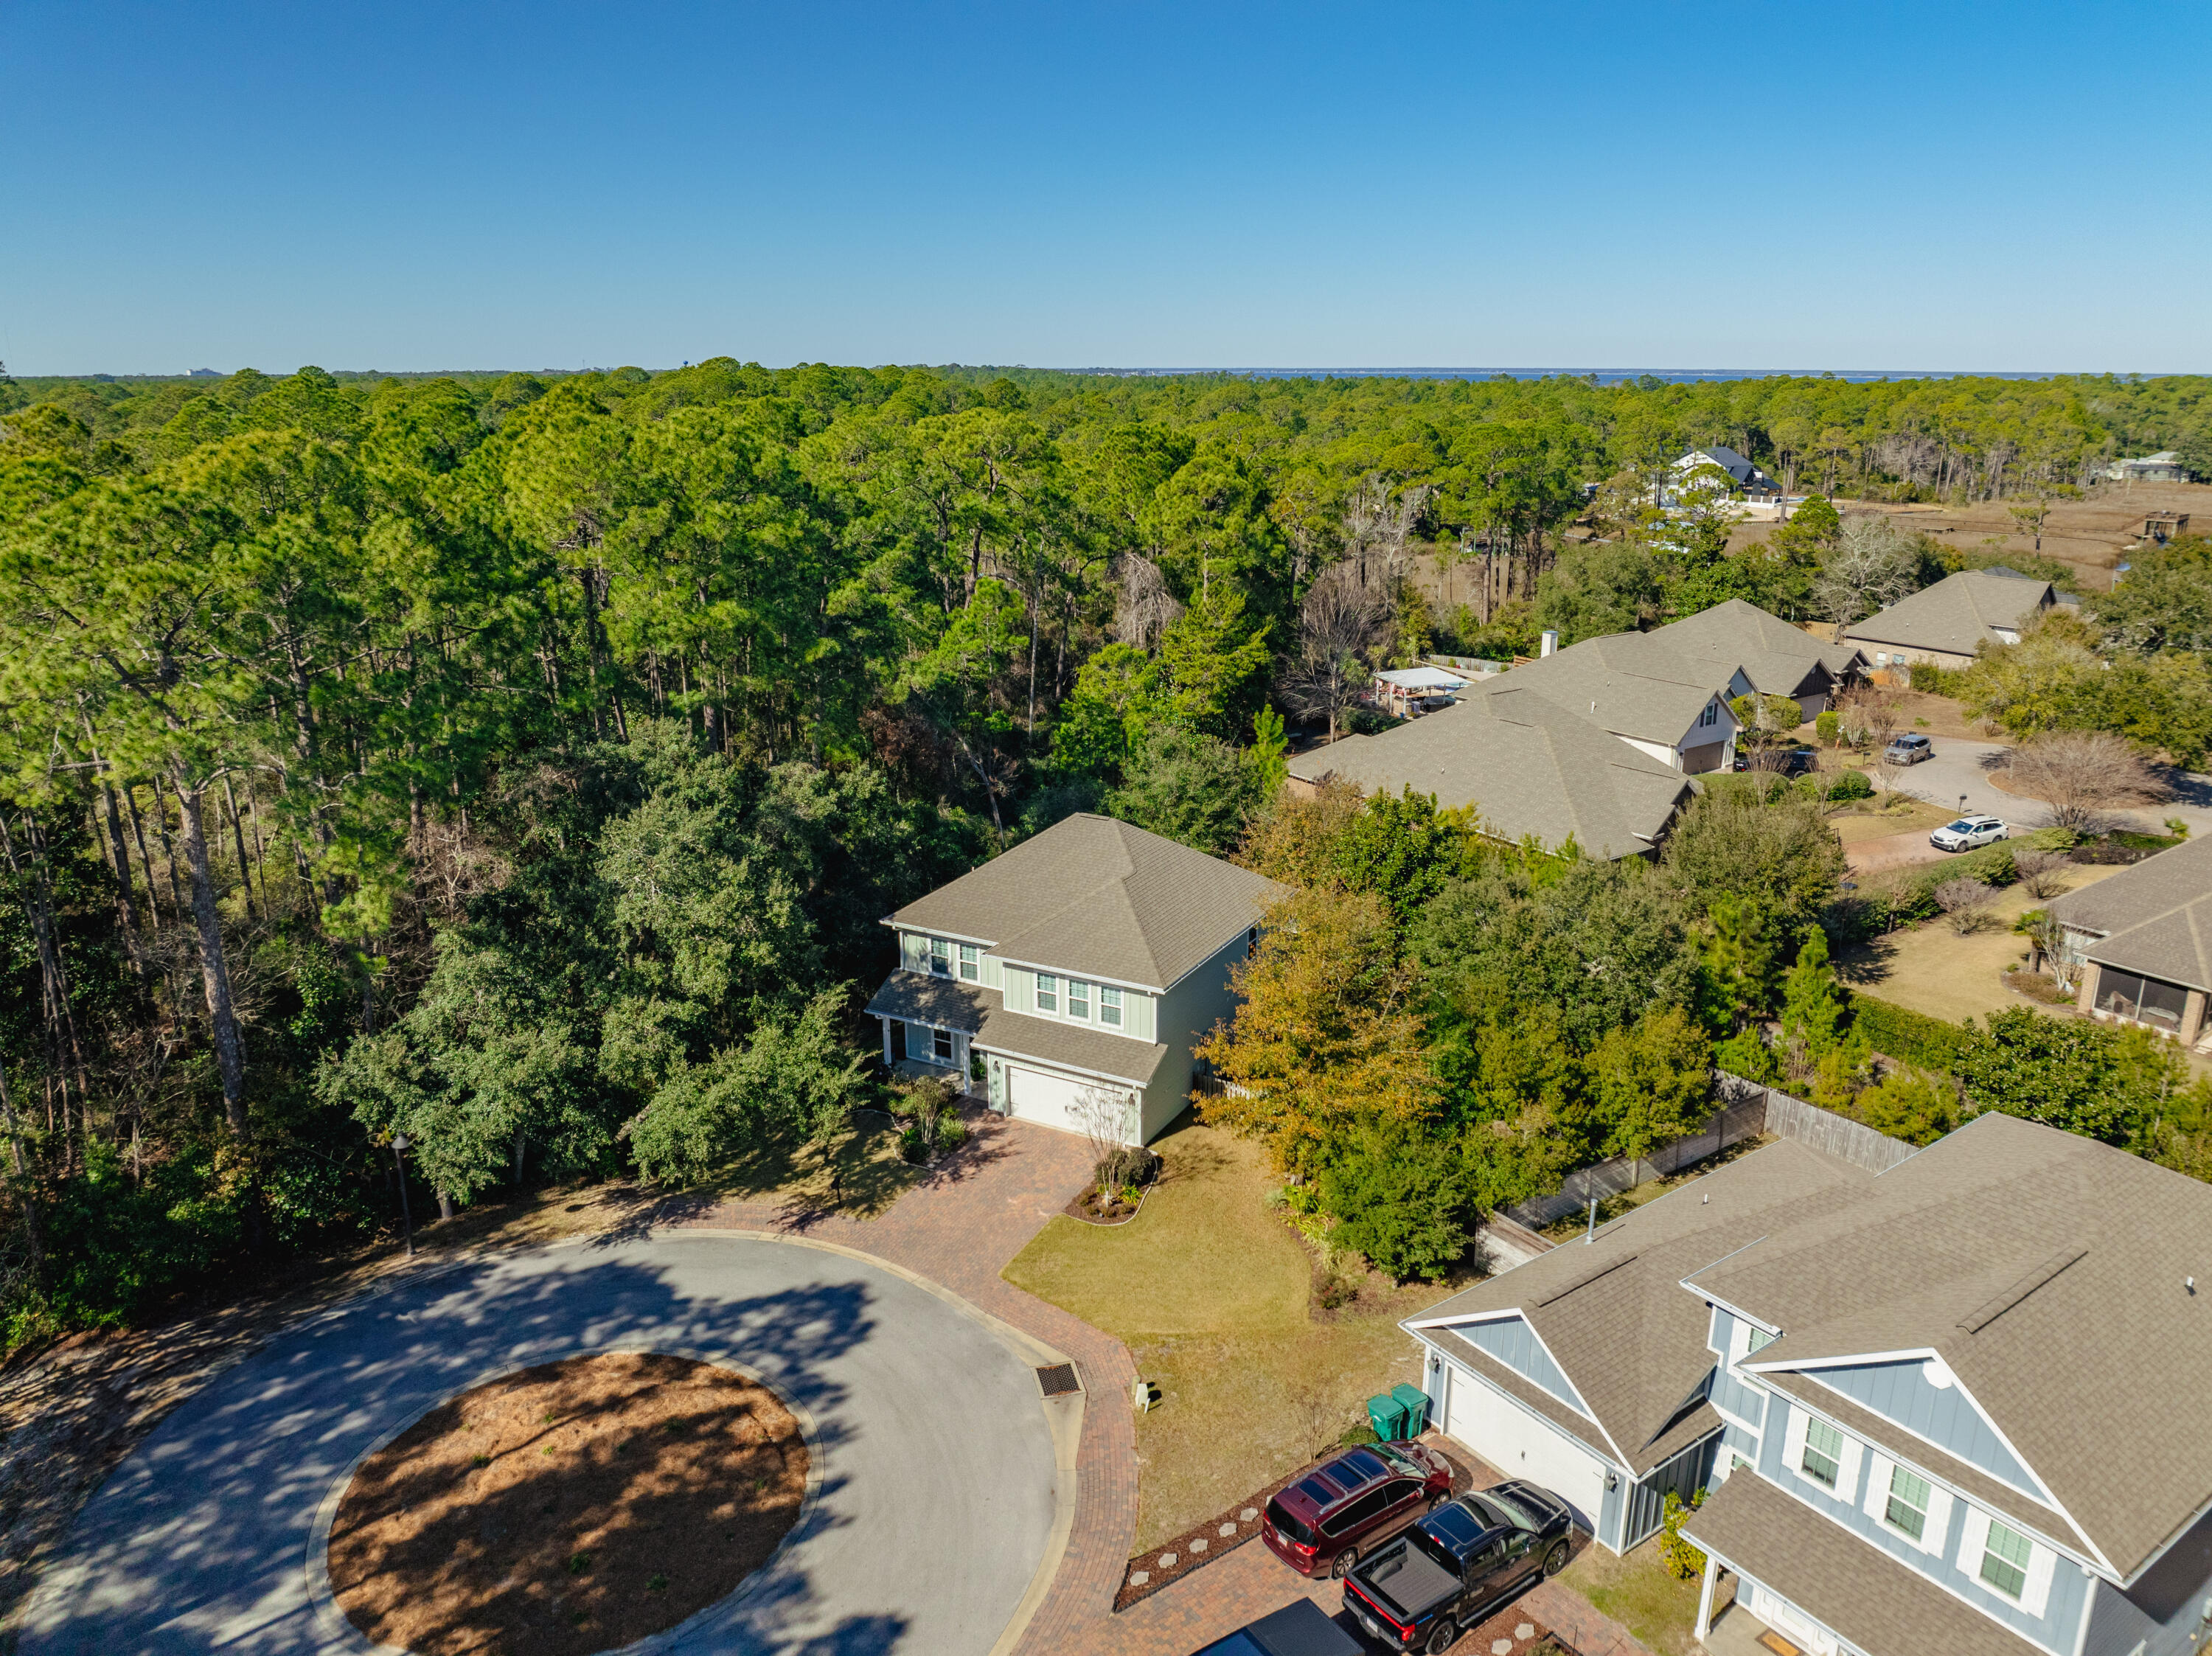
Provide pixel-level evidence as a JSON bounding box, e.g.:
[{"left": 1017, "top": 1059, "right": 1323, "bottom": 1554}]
[{"left": 328, "top": 1353, "right": 806, "bottom": 1656}]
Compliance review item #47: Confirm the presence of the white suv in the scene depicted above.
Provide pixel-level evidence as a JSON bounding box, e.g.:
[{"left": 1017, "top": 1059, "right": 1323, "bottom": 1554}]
[{"left": 1930, "top": 815, "right": 2008, "bottom": 852}]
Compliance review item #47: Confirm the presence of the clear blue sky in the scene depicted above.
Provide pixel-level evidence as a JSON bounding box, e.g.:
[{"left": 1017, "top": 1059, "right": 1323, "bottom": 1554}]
[{"left": 4, "top": 0, "right": 2206, "bottom": 375}]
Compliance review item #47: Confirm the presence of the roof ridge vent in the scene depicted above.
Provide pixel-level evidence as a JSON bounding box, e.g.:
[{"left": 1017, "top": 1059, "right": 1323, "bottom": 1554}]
[
  {"left": 1958, "top": 1247, "right": 2088, "bottom": 1335},
  {"left": 1532, "top": 1251, "right": 1640, "bottom": 1307}
]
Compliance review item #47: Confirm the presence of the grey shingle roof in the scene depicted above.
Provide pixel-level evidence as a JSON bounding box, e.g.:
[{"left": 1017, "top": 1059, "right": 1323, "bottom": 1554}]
[
  {"left": 1284, "top": 686, "right": 1697, "bottom": 859},
  {"left": 1410, "top": 1141, "right": 1871, "bottom": 1477},
  {"left": 1489, "top": 633, "right": 1732, "bottom": 748},
  {"left": 1683, "top": 1472, "right": 2048, "bottom": 1656},
  {"left": 2045, "top": 835, "right": 2212, "bottom": 992},
  {"left": 1843, "top": 569, "right": 2054, "bottom": 656},
  {"left": 863, "top": 972, "right": 994, "bottom": 1031},
  {"left": 1700, "top": 1112, "right": 2212, "bottom": 1579},
  {"left": 888, "top": 814, "right": 1282, "bottom": 990},
  {"left": 1648, "top": 599, "right": 1864, "bottom": 700}
]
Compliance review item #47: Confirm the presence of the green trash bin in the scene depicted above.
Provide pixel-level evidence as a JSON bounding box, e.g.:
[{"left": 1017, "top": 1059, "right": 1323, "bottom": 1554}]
[
  {"left": 1391, "top": 1382, "right": 1431, "bottom": 1438},
  {"left": 1366, "top": 1392, "right": 1407, "bottom": 1442}
]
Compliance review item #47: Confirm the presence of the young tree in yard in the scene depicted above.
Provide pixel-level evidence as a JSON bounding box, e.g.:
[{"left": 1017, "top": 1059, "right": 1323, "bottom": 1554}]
[
  {"left": 1662, "top": 781, "right": 1845, "bottom": 933},
  {"left": 1283, "top": 563, "right": 1380, "bottom": 741},
  {"left": 2004, "top": 730, "right": 2170, "bottom": 830},
  {"left": 1317, "top": 1116, "right": 1475, "bottom": 1282},
  {"left": 1195, "top": 886, "right": 1437, "bottom": 1177},
  {"left": 1932, "top": 877, "right": 1997, "bottom": 934},
  {"left": 1813, "top": 515, "right": 1926, "bottom": 625},
  {"left": 1778, "top": 927, "right": 1848, "bottom": 1058},
  {"left": 2010, "top": 847, "right": 2071, "bottom": 900},
  {"left": 1071, "top": 1085, "right": 1138, "bottom": 1198},
  {"left": 1730, "top": 692, "right": 1806, "bottom": 766},
  {"left": 1852, "top": 1068, "right": 1957, "bottom": 1146}
]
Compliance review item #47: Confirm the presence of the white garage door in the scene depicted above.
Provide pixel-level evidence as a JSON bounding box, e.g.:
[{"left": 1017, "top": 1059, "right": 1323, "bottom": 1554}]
[
  {"left": 1443, "top": 1363, "right": 1608, "bottom": 1524},
  {"left": 1004, "top": 1065, "right": 1137, "bottom": 1139}
]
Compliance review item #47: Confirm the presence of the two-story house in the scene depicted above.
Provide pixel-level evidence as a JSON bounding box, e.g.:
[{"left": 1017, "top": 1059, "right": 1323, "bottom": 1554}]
[
  {"left": 1404, "top": 1113, "right": 2212, "bottom": 1656},
  {"left": 862, "top": 813, "right": 1281, "bottom": 1145}
]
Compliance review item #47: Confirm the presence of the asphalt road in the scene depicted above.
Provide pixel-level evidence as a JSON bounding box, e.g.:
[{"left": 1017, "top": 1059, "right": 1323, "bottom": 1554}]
[
  {"left": 18, "top": 1234, "right": 1060, "bottom": 1656},
  {"left": 1870, "top": 736, "right": 2212, "bottom": 838}
]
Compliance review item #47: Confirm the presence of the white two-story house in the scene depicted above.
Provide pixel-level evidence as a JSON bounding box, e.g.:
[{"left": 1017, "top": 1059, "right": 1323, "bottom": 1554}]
[
  {"left": 1405, "top": 1112, "right": 2212, "bottom": 1656},
  {"left": 862, "top": 813, "right": 1281, "bottom": 1145}
]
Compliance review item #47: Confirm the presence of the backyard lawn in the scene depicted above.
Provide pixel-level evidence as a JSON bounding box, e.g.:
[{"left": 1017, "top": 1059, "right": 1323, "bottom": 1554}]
[
  {"left": 1559, "top": 1534, "right": 1707, "bottom": 1656},
  {"left": 1004, "top": 1117, "right": 1465, "bottom": 1551},
  {"left": 1837, "top": 862, "right": 2120, "bottom": 1026}
]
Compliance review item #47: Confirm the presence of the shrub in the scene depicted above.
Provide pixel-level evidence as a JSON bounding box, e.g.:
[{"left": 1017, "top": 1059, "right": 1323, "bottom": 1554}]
[
  {"left": 2010, "top": 849, "right": 2070, "bottom": 899},
  {"left": 1850, "top": 996, "right": 1974, "bottom": 1075},
  {"left": 1316, "top": 1117, "right": 1472, "bottom": 1282},
  {"left": 897, "top": 1124, "right": 928, "bottom": 1163},
  {"left": 1854, "top": 1068, "right": 1958, "bottom": 1145},
  {"left": 1660, "top": 1489, "right": 1708, "bottom": 1580},
  {"left": 1815, "top": 710, "right": 1842, "bottom": 746},
  {"left": 1826, "top": 767, "right": 1874, "bottom": 802},
  {"left": 1932, "top": 876, "right": 1997, "bottom": 933},
  {"left": 936, "top": 1115, "right": 970, "bottom": 1153},
  {"left": 1909, "top": 661, "right": 1962, "bottom": 695}
]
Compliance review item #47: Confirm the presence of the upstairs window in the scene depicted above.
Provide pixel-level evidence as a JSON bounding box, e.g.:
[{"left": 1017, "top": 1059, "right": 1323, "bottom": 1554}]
[
  {"left": 1067, "top": 980, "right": 1090, "bottom": 1020},
  {"left": 1035, "top": 973, "right": 1059, "bottom": 1013},
  {"left": 1979, "top": 1519, "right": 2031, "bottom": 1600},
  {"left": 1099, "top": 986, "right": 1123, "bottom": 1027},
  {"left": 1702, "top": 701, "right": 1718, "bottom": 727},
  {"left": 1882, "top": 1467, "right": 1932, "bottom": 1542},
  {"left": 959, "top": 942, "right": 979, "bottom": 982},
  {"left": 1800, "top": 1418, "right": 1843, "bottom": 1489},
  {"left": 929, "top": 936, "right": 950, "bottom": 976}
]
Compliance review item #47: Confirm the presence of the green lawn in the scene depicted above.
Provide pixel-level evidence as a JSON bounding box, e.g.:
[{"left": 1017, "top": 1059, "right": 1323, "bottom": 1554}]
[
  {"left": 1559, "top": 1534, "right": 1706, "bottom": 1656},
  {"left": 1004, "top": 1116, "right": 1453, "bottom": 1551}
]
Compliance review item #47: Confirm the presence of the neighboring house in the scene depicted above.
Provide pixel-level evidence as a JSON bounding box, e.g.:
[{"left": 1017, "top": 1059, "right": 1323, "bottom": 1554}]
[
  {"left": 1284, "top": 683, "right": 1700, "bottom": 860},
  {"left": 1674, "top": 445, "right": 1783, "bottom": 501},
  {"left": 1646, "top": 599, "right": 1866, "bottom": 717},
  {"left": 1844, "top": 569, "right": 2057, "bottom": 672},
  {"left": 2044, "top": 835, "right": 2212, "bottom": 1048},
  {"left": 1373, "top": 664, "right": 1475, "bottom": 717},
  {"left": 862, "top": 813, "right": 1280, "bottom": 1145},
  {"left": 1491, "top": 630, "right": 1746, "bottom": 772},
  {"left": 2100, "top": 450, "right": 2190, "bottom": 484},
  {"left": 2144, "top": 512, "right": 2191, "bottom": 545},
  {"left": 1406, "top": 1113, "right": 2212, "bottom": 1656}
]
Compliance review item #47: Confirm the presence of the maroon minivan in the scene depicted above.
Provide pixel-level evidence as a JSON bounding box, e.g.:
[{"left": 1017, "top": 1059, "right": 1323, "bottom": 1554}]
[{"left": 1259, "top": 1441, "right": 1453, "bottom": 1578}]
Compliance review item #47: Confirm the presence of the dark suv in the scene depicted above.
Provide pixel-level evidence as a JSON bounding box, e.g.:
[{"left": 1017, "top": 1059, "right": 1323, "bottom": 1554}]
[{"left": 1260, "top": 1441, "right": 1453, "bottom": 1579}]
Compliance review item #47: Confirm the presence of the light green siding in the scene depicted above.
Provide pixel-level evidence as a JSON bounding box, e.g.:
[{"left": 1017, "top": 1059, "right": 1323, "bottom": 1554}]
[
  {"left": 1002, "top": 964, "right": 1032, "bottom": 1012},
  {"left": 898, "top": 930, "right": 928, "bottom": 972},
  {"left": 1129, "top": 990, "right": 1156, "bottom": 1042}
]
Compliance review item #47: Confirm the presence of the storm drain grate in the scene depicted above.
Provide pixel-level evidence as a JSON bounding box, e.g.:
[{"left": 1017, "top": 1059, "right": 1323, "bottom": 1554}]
[{"left": 1035, "top": 1363, "right": 1081, "bottom": 1398}]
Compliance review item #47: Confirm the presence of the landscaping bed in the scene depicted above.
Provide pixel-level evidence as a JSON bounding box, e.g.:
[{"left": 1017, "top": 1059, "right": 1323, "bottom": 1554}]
[
  {"left": 1113, "top": 1436, "right": 1481, "bottom": 1612},
  {"left": 1062, "top": 1147, "right": 1164, "bottom": 1225},
  {"left": 328, "top": 1352, "right": 807, "bottom": 1656}
]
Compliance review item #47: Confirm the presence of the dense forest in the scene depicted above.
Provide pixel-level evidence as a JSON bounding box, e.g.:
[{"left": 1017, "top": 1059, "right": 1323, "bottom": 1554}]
[{"left": 3, "top": 361, "right": 2210, "bottom": 1338}]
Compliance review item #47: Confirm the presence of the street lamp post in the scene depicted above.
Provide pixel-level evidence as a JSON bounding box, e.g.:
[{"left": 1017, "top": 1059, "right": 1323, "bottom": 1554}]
[{"left": 392, "top": 1133, "right": 415, "bottom": 1258}]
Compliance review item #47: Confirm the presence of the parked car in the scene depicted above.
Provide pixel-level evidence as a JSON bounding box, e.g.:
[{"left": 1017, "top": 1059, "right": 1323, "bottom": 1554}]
[
  {"left": 1341, "top": 1483, "right": 1575, "bottom": 1655},
  {"left": 1883, "top": 733, "right": 1935, "bottom": 765},
  {"left": 1260, "top": 1441, "right": 1454, "bottom": 1579},
  {"left": 1930, "top": 814, "right": 2009, "bottom": 852},
  {"left": 1190, "top": 1598, "right": 1363, "bottom": 1656},
  {"left": 1732, "top": 746, "right": 1818, "bottom": 776}
]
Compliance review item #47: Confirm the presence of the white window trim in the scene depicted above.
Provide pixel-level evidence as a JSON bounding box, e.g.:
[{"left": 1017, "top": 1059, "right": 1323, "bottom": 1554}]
[
  {"left": 1784, "top": 1406, "right": 1860, "bottom": 1501},
  {"left": 1862, "top": 1450, "right": 1952, "bottom": 1559},
  {"left": 1959, "top": 1507, "right": 2054, "bottom": 1617}
]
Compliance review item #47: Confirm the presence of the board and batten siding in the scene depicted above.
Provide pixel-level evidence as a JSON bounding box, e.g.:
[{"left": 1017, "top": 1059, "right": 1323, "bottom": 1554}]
[
  {"left": 2079, "top": 1503, "right": 2212, "bottom": 1656},
  {"left": 1795, "top": 1360, "right": 2039, "bottom": 1496},
  {"left": 1450, "top": 1318, "right": 1592, "bottom": 1417},
  {"left": 1758, "top": 1401, "right": 2085, "bottom": 1655}
]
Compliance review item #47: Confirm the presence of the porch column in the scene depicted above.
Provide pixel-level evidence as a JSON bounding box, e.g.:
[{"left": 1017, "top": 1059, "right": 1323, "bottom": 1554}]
[
  {"left": 2183, "top": 989, "right": 2208, "bottom": 1047},
  {"left": 1694, "top": 1551, "right": 1719, "bottom": 1641},
  {"left": 880, "top": 1017, "right": 893, "bottom": 1065},
  {"left": 2077, "top": 961, "right": 2102, "bottom": 1017}
]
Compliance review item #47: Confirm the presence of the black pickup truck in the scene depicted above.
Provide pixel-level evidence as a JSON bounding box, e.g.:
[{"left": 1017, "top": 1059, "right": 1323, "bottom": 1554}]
[{"left": 1340, "top": 1482, "right": 1574, "bottom": 1655}]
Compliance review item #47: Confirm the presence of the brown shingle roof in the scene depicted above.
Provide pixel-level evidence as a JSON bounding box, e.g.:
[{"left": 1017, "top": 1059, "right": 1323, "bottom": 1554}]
[
  {"left": 1284, "top": 686, "right": 1697, "bottom": 859},
  {"left": 1703, "top": 1113, "right": 2212, "bottom": 1579},
  {"left": 1489, "top": 633, "right": 1732, "bottom": 748},
  {"left": 1843, "top": 569, "right": 2053, "bottom": 656},
  {"left": 2045, "top": 835, "right": 2212, "bottom": 992},
  {"left": 863, "top": 972, "right": 1170, "bottom": 1085},
  {"left": 888, "top": 814, "right": 1282, "bottom": 990},
  {"left": 1648, "top": 599, "right": 1864, "bottom": 700},
  {"left": 1683, "top": 1472, "right": 2051, "bottom": 1656}
]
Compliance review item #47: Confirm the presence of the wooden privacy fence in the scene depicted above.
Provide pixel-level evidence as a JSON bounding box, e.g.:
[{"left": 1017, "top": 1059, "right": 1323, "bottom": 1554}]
[{"left": 1501, "top": 1072, "right": 1918, "bottom": 1229}]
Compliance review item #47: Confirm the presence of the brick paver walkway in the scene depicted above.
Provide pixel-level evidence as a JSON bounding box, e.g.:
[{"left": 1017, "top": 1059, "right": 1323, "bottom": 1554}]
[{"left": 659, "top": 1111, "right": 1655, "bottom": 1656}]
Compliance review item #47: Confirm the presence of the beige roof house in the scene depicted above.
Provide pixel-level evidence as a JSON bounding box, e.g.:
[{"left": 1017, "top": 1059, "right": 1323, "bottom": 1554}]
[
  {"left": 865, "top": 814, "right": 1281, "bottom": 1144},
  {"left": 1647, "top": 598, "right": 1864, "bottom": 714},
  {"left": 1402, "top": 1111, "right": 2212, "bottom": 1656},
  {"left": 1285, "top": 683, "right": 1699, "bottom": 859},
  {"left": 1490, "top": 632, "right": 1745, "bottom": 771},
  {"left": 1844, "top": 569, "right": 2056, "bottom": 669},
  {"left": 2045, "top": 835, "right": 2212, "bottom": 1045}
]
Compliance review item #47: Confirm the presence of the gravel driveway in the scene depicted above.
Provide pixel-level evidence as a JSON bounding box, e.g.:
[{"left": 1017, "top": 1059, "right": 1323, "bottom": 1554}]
[{"left": 18, "top": 1234, "right": 1062, "bottom": 1656}]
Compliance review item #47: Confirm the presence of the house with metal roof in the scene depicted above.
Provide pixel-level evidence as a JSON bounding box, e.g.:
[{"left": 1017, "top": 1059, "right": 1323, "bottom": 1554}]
[
  {"left": 1284, "top": 683, "right": 1700, "bottom": 860},
  {"left": 1404, "top": 1112, "right": 2212, "bottom": 1656},
  {"left": 1843, "top": 569, "right": 2057, "bottom": 672},
  {"left": 863, "top": 814, "right": 1281, "bottom": 1144},
  {"left": 2044, "top": 835, "right": 2212, "bottom": 1049}
]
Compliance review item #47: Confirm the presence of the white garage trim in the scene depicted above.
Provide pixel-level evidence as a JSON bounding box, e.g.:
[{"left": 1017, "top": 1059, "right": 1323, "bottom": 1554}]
[
  {"left": 1439, "top": 1357, "right": 1613, "bottom": 1536},
  {"left": 998, "top": 1062, "right": 1140, "bottom": 1144}
]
